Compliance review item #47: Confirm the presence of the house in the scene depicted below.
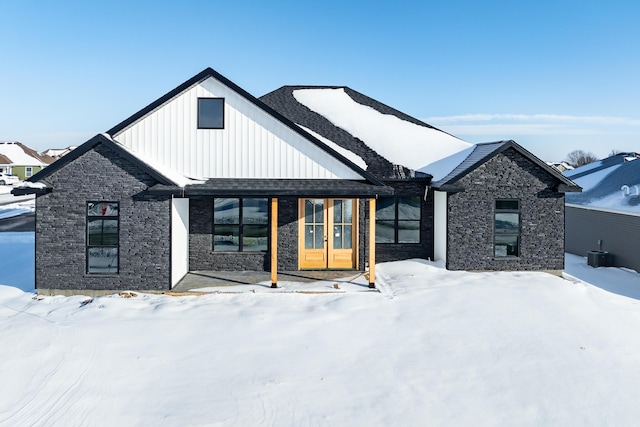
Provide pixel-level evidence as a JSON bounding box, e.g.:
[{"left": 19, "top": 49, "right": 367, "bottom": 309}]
[
  {"left": 0, "top": 141, "right": 55, "bottom": 180},
  {"left": 42, "top": 146, "right": 78, "bottom": 159},
  {"left": 565, "top": 153, "right": 640, "bottom": 271},
  {"left": 14, "top": 67, "right": 581, "bottom": 294}
]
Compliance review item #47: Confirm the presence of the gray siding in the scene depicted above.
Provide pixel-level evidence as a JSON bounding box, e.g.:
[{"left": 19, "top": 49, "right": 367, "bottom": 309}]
[
  {"left": 35, "top": 144, "right": 172, "bottom": 291},
  {"left": 566, "top": 205, "right": 640, "bottom": 272},
  {"left": 446, "top": 148, "right": 565, "bottom": 271}
]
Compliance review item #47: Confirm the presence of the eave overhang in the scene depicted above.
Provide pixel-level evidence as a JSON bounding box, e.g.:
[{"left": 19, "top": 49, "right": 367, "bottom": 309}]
[{"left": 145, "top": 179, "right": 394, "bottom": 198}]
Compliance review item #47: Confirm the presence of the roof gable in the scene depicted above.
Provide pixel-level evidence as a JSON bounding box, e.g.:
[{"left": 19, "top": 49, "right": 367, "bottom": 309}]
[
  {"left": 431, "top": 140, "right": 581, "bottom": 193},
  {"left": 26, "top": 134, "right": 180, "bottom": 187},
  {"left": 108, "top": 68, "right": 383, "bottom": 185}
]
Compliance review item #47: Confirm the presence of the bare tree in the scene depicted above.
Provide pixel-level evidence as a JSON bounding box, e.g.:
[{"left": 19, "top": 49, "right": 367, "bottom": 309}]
[
  {"left": 609, "top": 149, "right": 622, "bottom": 156},
  {"left": 566, "top": 150, "right": 598, "bottom": 167}
]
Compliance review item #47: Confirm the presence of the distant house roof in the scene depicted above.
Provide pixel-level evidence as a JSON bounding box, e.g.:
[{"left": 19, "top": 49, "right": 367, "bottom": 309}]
[
  {"left": 566, "top": 153, "right": 640, "bottom": 213},
  {"left": 260, "top": 86, "right": 471, "bottom": 180},
  {"left": 430, "top": 140, "right": 581, "bottom": 193},
  {"left": 0, "top": 141, "right": 55, "bottom": 166}
]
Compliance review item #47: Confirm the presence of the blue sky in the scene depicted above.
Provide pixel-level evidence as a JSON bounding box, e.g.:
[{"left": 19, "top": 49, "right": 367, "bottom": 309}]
[{"left": 1, "top": 0, "right": 638, "bottom": 162}]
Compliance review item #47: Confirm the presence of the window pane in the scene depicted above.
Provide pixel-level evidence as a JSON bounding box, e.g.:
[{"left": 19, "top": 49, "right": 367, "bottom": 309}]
[
  {"left": 334, "top": 199, "right": 343, "bottom": 224},
  {"left": 314, "top": 199, "right": 324, "bottom": 223},
  {"left": 305, "top": 225, "right": 314, "bottom": 249},
  {"left": 344, "top": 199, "right": 353, "bottom": 223},
  {"left": 398, "top": 197, "right": 420, "bottom": 220},
  {"left": 343, "top": 225, "right": 352, "bottom": 249},
  {"left": 398, "top": 220, "right": 420, "bottom": 243},
  {"left": 495, "top": 234, "right": 518, "bottom": 257},
  {"left": 213, "top": 225, "right": 239, "bottom": 251},
  {"left": 305, "top": 200, "right": 314, "bottom": 224},
  {"left": 495, "top": 213, "right": 519, "bottom": 233},
  {"left": 87, "top": 247, "right": 118, "bottom": 274},
  {"left": 243, "top": 198, "right": 268, "bottom": 224},
  {"left": 198, "top": 98, "right": 224, "bottom": 129},
  {"left": 496, "top": 200, "right": 519, "bottom": 210},
  {"left": 214, "top": 198, "right": 239, "bottom": 224},
  {"left": 376, "top": 220, "right": 395, "bottom": 243},
  {"left": 243, "top": 225, "right": 268, "bottom": 251},
  {"left": 88, "top": 219, "right": 118, "bottom": 245},
  {"left": 88, "top": 202, "right": 119, "bottom": 217},
  {"left": 314, "top": 225, "right": 324, "bottom": 249},
  {"left": 376, "top": 197, "right": 395, "bottom": 220},
  {"left": 333, "top": 225, "right": 343, "bottom": 249}
]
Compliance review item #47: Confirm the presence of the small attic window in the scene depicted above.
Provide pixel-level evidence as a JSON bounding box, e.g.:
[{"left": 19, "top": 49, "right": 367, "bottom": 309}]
[{"left": 198, "top": 98, "right": 224, "bottom": 129}]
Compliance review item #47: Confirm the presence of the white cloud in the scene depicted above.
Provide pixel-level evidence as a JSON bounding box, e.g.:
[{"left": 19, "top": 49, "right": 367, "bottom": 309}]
[{"left": 425, "top": 113, "right": 640, "bottom": 126}]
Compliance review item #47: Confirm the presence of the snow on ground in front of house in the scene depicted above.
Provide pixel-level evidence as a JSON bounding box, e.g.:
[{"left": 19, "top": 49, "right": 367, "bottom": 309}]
[
  {"left": 3, "top": 255, "right": 640, "bottom": 425},
  {"left": 293, "top": 88, "right": 472, "bottom": 171}
]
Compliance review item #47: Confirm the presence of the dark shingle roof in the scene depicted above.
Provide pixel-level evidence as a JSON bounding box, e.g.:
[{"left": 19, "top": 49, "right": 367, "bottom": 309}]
[
  {"left": 431, "top": 140, "right": 581, "bottom": 193},
  {"left": 147, "top": 178, "right": 394, "bottom": 197},
  {"left": 259, "top": 86, "right": 435, "bottom": 180}
]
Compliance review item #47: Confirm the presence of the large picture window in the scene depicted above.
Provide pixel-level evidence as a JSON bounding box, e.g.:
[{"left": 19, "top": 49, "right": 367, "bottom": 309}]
[
  {"left": 198, "top": 98, "right": 224, "bottom": 129},
  {"left": 375, "top": 196, "right": 421, "bottom": 243},
  {"left": 87, "top": 202, "right": 119, "bottom": 274},
  {"left": 213, "top": 198, "right": 268, "bottom": 251},
  {"left": 495, "top": 200, "right": 519, "bottom": 257}
]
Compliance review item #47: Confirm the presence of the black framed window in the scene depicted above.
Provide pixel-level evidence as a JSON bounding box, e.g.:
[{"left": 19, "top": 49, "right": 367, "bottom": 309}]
[
  {"left": 213, "top": 198, "right": 268, "bottom": 251},
  {"left": 495, "top": 199, "right": 519, "bottom": 257},
  {"left": 375, "top": 196, "right": 421, "bottom": 243},
  {"left": 198, "top": 98, "right": 224, "bottom": 129},
  {"left": 87, "top": 202, "right": 119, "bottom": 274}
]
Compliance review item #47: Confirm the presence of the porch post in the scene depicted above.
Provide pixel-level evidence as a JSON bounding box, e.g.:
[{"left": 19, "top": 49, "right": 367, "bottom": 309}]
[
  {"left": 368, "top": 198, "right": 376, "bottom": 288},
  {"left": 271, "top": 198, "right": 278, "bottom": 288}
]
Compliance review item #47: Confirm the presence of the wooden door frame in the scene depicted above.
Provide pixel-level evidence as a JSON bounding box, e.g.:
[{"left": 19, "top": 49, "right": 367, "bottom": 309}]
[{"left": 298, "top": 198, "right": 358, "bottom": 270}]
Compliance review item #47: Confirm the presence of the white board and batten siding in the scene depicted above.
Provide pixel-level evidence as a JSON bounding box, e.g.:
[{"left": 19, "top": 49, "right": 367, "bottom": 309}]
[
  {"left": 171, "top": 198, "right": 189, "bottom": 288},
  {"left": 113, "top": 77, "right": 364, "bottom": 181}
]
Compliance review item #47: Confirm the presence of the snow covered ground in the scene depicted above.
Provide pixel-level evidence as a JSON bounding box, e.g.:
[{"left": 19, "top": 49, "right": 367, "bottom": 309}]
[
  {"left": 3, "top": 192, "right": 640, "bottom": 425},
  {"left": 2, "top": 250, "right": 640, "bottom": 426}
]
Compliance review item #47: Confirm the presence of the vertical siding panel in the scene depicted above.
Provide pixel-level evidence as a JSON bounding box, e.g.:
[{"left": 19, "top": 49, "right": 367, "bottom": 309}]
[{"left": 112, "top": 77, "right": 364, "bottom": 180}]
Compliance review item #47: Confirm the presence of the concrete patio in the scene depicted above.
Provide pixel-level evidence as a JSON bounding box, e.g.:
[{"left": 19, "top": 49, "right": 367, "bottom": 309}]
[{"left": 173, "top": 270, "right": 367, "bottom": 292}]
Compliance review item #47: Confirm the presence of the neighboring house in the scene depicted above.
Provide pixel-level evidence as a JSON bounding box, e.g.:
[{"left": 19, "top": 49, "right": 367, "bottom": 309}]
[
  {"left": 547, "top": 161, "right": 574, "bottom": 173},
  {"left": 565, "top": 153, "right": 640, "bottom": 272},
  {"left": 14, "top": 68, "right": 581, "bottom": 294},
  {"left": 0, "top": 141, "right": 55, "bottom": 180},
  {"left": 42, "top": 146, "right": 78, "bottom": 159}
]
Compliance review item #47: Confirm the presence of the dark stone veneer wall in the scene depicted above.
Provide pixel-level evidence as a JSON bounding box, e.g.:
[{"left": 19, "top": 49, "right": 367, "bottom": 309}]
[
  {"left": 446, "top": 148, "right": 565, "bottom": 271},
  {"left": 35, "top": 144, "right": 172, "bottom": 291}
]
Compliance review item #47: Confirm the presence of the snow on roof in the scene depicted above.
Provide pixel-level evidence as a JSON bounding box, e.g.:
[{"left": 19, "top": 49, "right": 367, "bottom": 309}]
[
  {"left": 101, "top": 135, "right": 204, "bottom": 188},
  {"left": 418, "top": 145, "right": 477, "bottom": 181},
  {"left": 0, "top": 142, "right": 47, "bottom": 166},
  {"left": 296, "top": 124, "right": 368, "bottom": 170},
  {"left": 293, "top": 88, "right": 472, "bottom": 171},
  {"left": 569, "top": 165, "right": 622, "bottom": 193}
]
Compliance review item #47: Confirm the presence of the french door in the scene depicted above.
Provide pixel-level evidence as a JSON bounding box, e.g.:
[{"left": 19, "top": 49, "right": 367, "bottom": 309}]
[{"left": 298, "top": 199, "right": 357, "bottom": 269}]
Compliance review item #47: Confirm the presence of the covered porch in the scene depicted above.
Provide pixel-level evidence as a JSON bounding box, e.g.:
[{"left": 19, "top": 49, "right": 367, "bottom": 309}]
[
  {"left": 173, "top": 269, "right": 372, "bottom": 292},
  {"left": 158, "top": 178, "right": 394, "bottom": 290}
]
